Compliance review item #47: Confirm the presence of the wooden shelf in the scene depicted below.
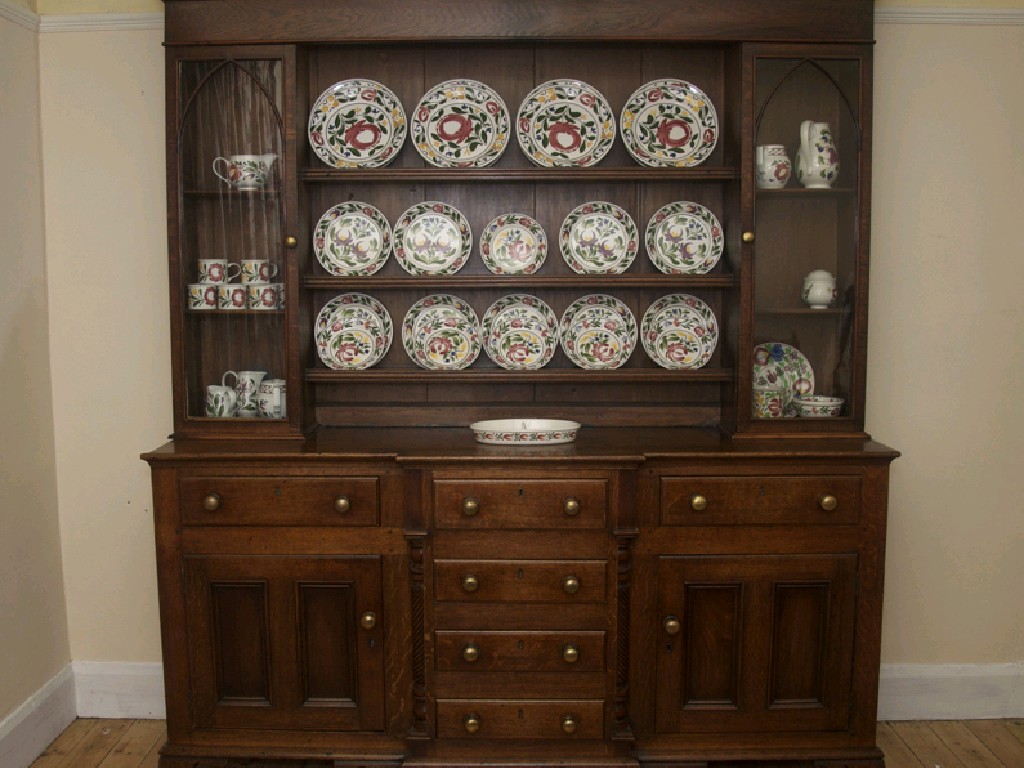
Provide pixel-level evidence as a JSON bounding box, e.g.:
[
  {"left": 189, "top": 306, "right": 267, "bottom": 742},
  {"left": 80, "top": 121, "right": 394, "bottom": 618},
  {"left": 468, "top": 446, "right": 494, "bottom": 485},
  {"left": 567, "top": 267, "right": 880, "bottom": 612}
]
[
  {"left": 303, "top": 274, "right": 739, "bottom": 291},
  {"left": 301, "top": 167, "right": 740, "bottom": 183},
  {"left": 306, "top": 367, "right": 734, "bottom": 384}
]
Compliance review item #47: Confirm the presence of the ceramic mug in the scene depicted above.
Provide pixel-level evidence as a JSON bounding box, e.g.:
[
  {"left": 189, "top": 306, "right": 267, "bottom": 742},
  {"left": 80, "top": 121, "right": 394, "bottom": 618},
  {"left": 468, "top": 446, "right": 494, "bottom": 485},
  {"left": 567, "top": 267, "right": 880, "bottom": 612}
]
[
  {"left": 205, "top": 384, "right": 237, "bottom": 417},
  {"left": 217, "top": 284, "right": 248, "bottom": 310},
  {"left": 755, "top": 144, "right": 792, "bottom": 189},
  {"left": 197, "top": 259, "right": 241, "bottom": 284},
  {"left": 257, "top": 378, "right": 286, "bottom": 418},
  {"left": 241, "top": 259, "right": 280, "bottom": 284},
  {"left": 752, "top": 385, "right": 786, "bottom": 419},
  {"left": 212, "top": 155, "right": 268, "bottom": 189},
  {"left": 223, "top": 370, "right": 267, "bottom": 418},
  {"left": 187, "top": 283, "right": 219, "bottom": 310},
  {"left": 247, "top": 282, "right": 283, "bottom": 310}
]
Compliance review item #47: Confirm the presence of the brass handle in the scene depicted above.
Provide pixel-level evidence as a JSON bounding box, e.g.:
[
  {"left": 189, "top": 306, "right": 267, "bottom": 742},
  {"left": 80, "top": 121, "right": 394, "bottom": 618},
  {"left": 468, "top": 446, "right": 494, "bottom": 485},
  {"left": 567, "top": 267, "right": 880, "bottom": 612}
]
[
  {"left": 461, "top": 497, "right": 480, "bottom": 516},
  {"left": 359, "top": 612, "right": 376, "bottom": 630},
  {"left": 284, "top": 236, "right": 297, "bottom": 248},
  {"left": 742, "top": 231, "right": 755, "bottom": 243},
  {"left": 203, "top": 493, "right": 221, "bottom": 512},
  {"left": 562, "top": 643, "right": 579, "bottom": 663},
  {"left": 563, "top": 575, "right": 580, "bottom": 595},
  {"left": 461, "top": 574, "right": 479, "bottom": 593},
  {"left": 690, "top": 494, "right": 707, "bottom": 511},
  {"left": 664, "top": 616, "right": 681, "bottom": 635},
  {"left": 464, "top": 714, "right": 481, "bottom": 734},
  {"left": 561, "top": 714, "right": 578, "bottom": 735},
  {"left": 819, "top": 494, "right": 838, "bottom": 512},
  {"left": 563, "top": 497, "right": 580, "bottom": 516},
  {"left": 334, "top": 495, "right": 350, "bottom": 514},
  {"left": 462, "top": 643, "right": 480, "bottom": 662}
]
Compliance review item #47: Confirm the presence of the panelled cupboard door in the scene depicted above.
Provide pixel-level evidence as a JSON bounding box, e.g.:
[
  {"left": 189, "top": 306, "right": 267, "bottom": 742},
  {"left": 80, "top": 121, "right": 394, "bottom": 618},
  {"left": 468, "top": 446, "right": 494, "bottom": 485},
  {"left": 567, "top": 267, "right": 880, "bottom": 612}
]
[
  {"left": 184, "top": 555, "right": 385, "bottom": 732},
  {"left": 655, "top": 554, "right": 856, "bottom": 734}
]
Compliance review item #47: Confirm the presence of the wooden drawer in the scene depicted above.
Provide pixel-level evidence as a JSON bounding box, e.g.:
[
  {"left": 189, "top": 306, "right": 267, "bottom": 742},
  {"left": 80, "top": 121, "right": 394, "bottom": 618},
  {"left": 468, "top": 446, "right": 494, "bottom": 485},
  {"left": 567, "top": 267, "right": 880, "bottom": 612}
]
[
  {"left": 434, "top": 478, "right": 607, "bottom": 529},
  {"left": 179, "top": 476, "right": 380, "bottom": 526},
  {"left": 434, "top": 560, "right": 606, "bottom": 603},
  {"left": 435, "top": 630, "right": 605, "bottom": 672},
  {"left": 660, "top": 475, "right": 861, "bottom": 526},
  {"left": 436, "top": 699, "right": 604, "bottom": 740}
]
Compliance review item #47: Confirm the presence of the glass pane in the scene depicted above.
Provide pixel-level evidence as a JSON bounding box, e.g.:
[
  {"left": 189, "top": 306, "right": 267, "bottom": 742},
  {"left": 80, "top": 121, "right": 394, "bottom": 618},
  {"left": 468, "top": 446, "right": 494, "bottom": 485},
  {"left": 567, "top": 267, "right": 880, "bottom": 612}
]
[
  {"left": 752, "top": 57, "right": 861, "bottom": 421},
  {"left": 177, "top": 59, "right": 286, "bottom": 422}
]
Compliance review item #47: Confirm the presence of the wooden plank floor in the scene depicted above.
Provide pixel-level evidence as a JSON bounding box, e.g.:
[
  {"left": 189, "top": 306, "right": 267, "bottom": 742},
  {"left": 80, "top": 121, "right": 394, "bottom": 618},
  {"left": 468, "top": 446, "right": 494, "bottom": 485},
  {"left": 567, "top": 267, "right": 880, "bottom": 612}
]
[{"left": 28, "top": 718, "right": 1024, "bottom": 767}]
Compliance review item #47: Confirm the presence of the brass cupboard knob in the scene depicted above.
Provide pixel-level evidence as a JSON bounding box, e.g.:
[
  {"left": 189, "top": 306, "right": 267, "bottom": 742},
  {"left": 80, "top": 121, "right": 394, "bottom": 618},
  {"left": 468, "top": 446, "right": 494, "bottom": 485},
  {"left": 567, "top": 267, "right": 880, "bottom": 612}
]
[
  {"left": 462, "top": 643, "right": 480, "bottom": 662},
  {"left": 464, "top": 714, "right": 481, "bottom": 734},
  {"left": 334, "top": 495, "right": 350, "bottom": 514},
  {"left": 563, "top": 497, "right": 580, "bottom": 516},
  {"left": 359, "top": 612, "right": 377, "bottom": 630},
  {"left": 690, "top": 494, "right": 708, "bottom": 511},
  {"left": 562, "top": 643, "right": 579, "bottom": 663},
  {"left": 461, "top": 574, "right": 479, "bottom": 593},
  {"left": 284, "top": 236, "right": 297, "bottom": 248},
  {"left": 663, "top": 616, "right": 681, "bottom": 635},
  {"left": 461, "top": 497, "right": 480, "bottom": 516},
  {"left": 819, "top": 494, "right": 838, "bottom": 512},
  {"left": 561, "top": 714, "right": 578, "bottom": 734},
  {"left": 742, "top": 231, "right": 755, "bottom": 243},
  {"left": 563, "top": 575, "right": 580, "bottom": 595},
  {"left": 203, "top": 493, "right": 221, "bottom": 512}
]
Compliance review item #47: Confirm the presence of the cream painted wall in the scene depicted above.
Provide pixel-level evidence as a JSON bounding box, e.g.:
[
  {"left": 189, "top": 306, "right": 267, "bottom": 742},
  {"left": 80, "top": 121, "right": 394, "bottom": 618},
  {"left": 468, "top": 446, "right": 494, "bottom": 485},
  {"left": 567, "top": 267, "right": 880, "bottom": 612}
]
[{"left": 0, "top": 16, "right": 70, "bottom": 721}]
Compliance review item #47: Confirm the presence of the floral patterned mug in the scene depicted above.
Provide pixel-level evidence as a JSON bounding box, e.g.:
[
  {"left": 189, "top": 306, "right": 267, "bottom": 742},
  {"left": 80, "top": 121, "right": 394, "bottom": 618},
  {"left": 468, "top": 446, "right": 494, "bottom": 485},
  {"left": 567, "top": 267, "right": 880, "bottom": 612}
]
[{"left": 222, "top": 370, "right": 267, "bottom": 418}]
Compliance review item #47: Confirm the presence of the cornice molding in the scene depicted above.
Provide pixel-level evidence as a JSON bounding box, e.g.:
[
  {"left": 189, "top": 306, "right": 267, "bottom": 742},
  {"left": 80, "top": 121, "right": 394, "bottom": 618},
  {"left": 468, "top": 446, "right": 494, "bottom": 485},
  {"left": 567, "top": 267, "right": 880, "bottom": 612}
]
[
  {"left": 0, "top": 0, "right": 40, "bottom": 32},
  {"left": 876, "top": 6, "right": 1024, "bottom": 25},
  {"left": 39, "top": 11, "right": 163, "bottom": 32}
]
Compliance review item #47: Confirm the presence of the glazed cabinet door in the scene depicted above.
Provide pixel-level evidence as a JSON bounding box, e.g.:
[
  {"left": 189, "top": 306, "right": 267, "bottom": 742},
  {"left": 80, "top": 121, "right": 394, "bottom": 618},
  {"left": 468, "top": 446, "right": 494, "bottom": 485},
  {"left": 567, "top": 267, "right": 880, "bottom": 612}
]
[
  {"left": 168, "top": 46, "right": 300, "bottom": 437},
  {"left": 654, "top": 553, "right": 856, "bottom": 734},
  {"left": 183, "top": 555, "right": 385, "bottom": 732}
]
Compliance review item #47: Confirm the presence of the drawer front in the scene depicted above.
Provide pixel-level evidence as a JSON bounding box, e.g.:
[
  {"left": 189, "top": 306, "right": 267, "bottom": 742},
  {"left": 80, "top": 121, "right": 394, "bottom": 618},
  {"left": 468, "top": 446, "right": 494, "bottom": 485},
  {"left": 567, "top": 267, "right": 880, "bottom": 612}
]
[
  {"left": 179, "top": 476, "right": 380, "bottom": 526},
  {"left": 434, "top": 560, "right": 606, "bottom": 603},
  {"left": 434, "top": 479, "right": 607, "bottom": 529},
  {"left": 661, "top": 475, "right": 861, "bottom": 526},
  {"left": 435, "top": 630, "right": 605, "bottom": 672},
  {"left": 436, "top": 699, "right": 604, "bottom": 740}
]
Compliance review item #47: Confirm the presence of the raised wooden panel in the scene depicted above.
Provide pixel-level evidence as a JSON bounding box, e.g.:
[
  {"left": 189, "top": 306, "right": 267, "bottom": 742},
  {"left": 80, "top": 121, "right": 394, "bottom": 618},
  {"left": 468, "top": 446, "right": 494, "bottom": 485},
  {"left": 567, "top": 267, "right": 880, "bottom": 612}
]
[
  {"left": 681, "top": 584, "right": 742, "bottom": 708},
  {"left": 769, "top": 582, "right": 829, "bottom": 706},
  {"left": 297, "top": 582, "right": 356, "bottom": 703},
  {"left": 210, "top": 582, "right": 271, "bottom": 703}
]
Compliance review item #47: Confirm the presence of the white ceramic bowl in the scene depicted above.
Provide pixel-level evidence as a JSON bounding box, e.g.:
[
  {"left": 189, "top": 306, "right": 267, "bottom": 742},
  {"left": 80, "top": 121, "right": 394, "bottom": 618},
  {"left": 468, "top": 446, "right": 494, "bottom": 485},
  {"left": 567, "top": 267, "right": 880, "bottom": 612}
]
[
  {"left": 469, "top": 419, "right": 581, "bottom": 445},
  {"left": 793, "top": 395, "right": 844, "bottom": 417}
]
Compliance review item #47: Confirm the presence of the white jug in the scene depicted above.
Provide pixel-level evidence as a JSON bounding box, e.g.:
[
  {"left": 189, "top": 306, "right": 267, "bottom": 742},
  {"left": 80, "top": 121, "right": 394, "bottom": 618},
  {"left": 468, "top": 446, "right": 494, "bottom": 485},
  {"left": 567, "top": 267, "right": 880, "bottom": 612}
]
[{"left": 796, "top": 120, "right": 839, "bottom": 189}]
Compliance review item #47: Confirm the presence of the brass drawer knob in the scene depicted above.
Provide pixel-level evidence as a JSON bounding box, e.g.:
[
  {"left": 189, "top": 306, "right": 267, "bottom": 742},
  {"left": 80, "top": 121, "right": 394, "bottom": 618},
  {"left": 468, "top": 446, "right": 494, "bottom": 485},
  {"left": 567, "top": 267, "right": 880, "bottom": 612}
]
[
  {"left": 561, "top": 714, "right": 578, "bottom": 735},
  {"left": 690, "top": 494, "right": 708, "bottom": 511},
  {"left": 334, "top": 495, "right": 350, "bottom": 514},
  {"left": 464, "top": 714, "right": 481, "bottom": 734},
  {"left": 461, "top": 574, "right": 479, "bottom": 593},
  {"left": 203, "top": 493, "right": 221, "bottom": 512},
  {"left": 562, "top": 643, "right": 579, "bottom": 663},
  {"left": 563, "top": 575, "right": 580, "bottom": 595},
  {"left": 462, "top": 643, "right": 480, "bottom": 662},
  {"left": 742, "top": 231, "right": 755, "bottom": 243},
  {"left": 359, "top": 612, "right": 376, "bottom": 630},
  {"left": 284, "top": 235, "right": 298, "bottom": 248},
  {"left": 563, "top": 497, "right": 580, "bottom": 516},
  {"left": 663, "top": 616, "right": 681, "bottom": 635},
  {"left": 819, "top": 494, "right": 838, "bottom": 512},
  {"left": 461, "top": 497, "right": 480, "bottom": 516}
]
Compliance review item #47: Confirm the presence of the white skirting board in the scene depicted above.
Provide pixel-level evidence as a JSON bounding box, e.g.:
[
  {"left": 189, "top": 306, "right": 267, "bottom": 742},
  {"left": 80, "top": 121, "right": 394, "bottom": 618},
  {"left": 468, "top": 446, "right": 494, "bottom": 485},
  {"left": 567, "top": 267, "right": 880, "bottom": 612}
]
[
  {"left": 0, "top": 666, "right": 76, "bottom": 768},
  {"left": 877, "top": 662, "right": 1024, "bottom": 721}
]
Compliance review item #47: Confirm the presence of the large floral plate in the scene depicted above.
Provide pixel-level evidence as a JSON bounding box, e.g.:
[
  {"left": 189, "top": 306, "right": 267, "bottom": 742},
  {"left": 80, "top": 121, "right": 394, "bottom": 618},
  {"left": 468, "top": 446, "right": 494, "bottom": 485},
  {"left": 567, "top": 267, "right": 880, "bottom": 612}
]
[
  {"left": 313, "top": 201, "right": 391, "bottom": 276},
  {"left": 560, "top": 201, "right": 638, "bottom": 275},
  {"left": 482, "top": 294, "right": 558, "bottom": 370},
  {"left": 516, "top": 79, "right": 616, "bottom": 167},
  {"left": 641, "top": 294, "right": 719, "bottom": 369},
  {"left": 308, "top": 79, "right": 407, "bottom": 169},
  {"left": 393, "top": 201, "right": 472, "bottom": 275},
  {"left": 559, "top": 294, "right": 637, "bottom": 370},
  {"left": 620, "top": 78, "right": 718, "bottom": 167},
  {"left": 402, "top": 294, "right": 481, "bottom": 370},
  {"left": 315, "top": 293, "right": 392, "bottom": 370},
  {"left": 412, "top": 79, "right": 509, "bottom": 168},
  {"left": 479, "top": 213, "right": 547, "bottom": 275},
  {"left": 752, "top": 342, "right": 815, "bottom": 409},
  {"left": 645, "top": 201, "right": 723, "bottom": 274}
]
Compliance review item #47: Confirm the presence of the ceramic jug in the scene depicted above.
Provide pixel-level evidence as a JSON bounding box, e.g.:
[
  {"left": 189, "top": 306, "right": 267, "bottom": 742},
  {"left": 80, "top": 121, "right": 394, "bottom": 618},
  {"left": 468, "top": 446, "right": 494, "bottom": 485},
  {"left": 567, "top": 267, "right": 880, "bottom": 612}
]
[{"left": 796, "top": 120, "right": 839, "bottom": 189}]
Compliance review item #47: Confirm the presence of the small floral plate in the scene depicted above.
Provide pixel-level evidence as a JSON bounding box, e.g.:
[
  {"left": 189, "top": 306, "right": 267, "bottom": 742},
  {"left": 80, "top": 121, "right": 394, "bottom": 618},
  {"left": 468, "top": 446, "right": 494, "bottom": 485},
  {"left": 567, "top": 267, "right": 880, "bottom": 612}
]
[
  {"left": 313, "top": 201, "right": 392, "bottom": 276},
  {"left": 482, "top": 294, "right": 559, "bottom": 370},
  {"left": 560, "top": 201, "right": 638, "bottom": 275},
  {"left": 315, "top": 293, "right": 392, "bottom": 370},
  {"left": 479, "top": 213, "right": 547, "bottom": 275},
  {"left": 308, "top": 79, "right": 407, "bottom": 169},
  {"left": 559, "top": 294, "right": 637, "bottom": 370},
  {"left": 393, "top": 202, "right": 472, "bottom": 275},
  {"left": 412, "top": 79, "right": 510, "bottom": 168},
  {"left": 516, "top": 79, "right": 616, "bottom": 167},
  {"left": 645, "top": 201, "right": 723, "bottom": 274},
  {"left": 470, "top": 418, "right": 581, "bottom": 445},
  {"left": 402, "top": 294, "right": 481, "bottom": 370},
  {"left": 620, "top": 78, "right": 718, "bottom": 167},
  {"left": 752, "top": 342, "right": 815, "bottom": 409},
  {"left": 641, "top": 294, "right": 719, "bottom": 369}
]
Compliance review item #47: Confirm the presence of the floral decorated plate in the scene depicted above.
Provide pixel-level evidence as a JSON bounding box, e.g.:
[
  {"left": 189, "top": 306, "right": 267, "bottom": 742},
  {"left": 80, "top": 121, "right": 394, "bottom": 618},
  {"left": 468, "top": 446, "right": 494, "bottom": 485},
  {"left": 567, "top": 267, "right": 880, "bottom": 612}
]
[
  {"left": 402, "top": 294, "right": 481, "bottom": 370},
  {"left": 308, "top": 79, "right": 407, "bottom": 169},
  {"left": 645, "top": 201, "right": 723, "bottom": 274},
  {"left": 313, "top": 201, "right": 391, "bottom": 276},
  {"left": 559, "top": 294, "right": 637, "bottom": 370},
  {"left": 482, "top": 294, "right": 559, "bottom": 370},
  {"left": 393, "top": 201, "right": 472, "bottom": 275},
  {"left": 470, "top": 418, "right": 581, "bottom": 445},
  {"left": 560, "top": 201, "right": 638, "bottom": 275},
  {"left": 315, "top": 293, "right": 392, "bottom": 370},
  {"left": 620, "top": 78, "right": 718, "bottom": 167},
  {"left": 516, "top": 79, "right": 616, "bottom": 167},
  {"left": 752, "top": 342, "right": 815, "bottom": 409},
  {"left": 641, "top": 294, "right": 719, "bottom": 369},
  {"left": 479, "top": 213, "right": 547, "bottom": 275},
  {"left": 412, "top": 79, "right": 509, "bottom": 168}
]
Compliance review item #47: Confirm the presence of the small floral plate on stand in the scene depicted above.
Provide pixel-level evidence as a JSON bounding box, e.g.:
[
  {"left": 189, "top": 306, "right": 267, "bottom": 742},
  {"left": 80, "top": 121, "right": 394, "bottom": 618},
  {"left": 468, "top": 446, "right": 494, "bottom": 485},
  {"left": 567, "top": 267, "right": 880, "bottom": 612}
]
[
  {"left": 516, "top": 79, "right": 616, "bottom": 167},
  {"left": 645, "top": 201, "right": 723, "bottom": 274},
  {"left": 620, "top": 78, "right": 718, "bottom": 167},
  {"left": 752, "top": 342, "right": 815, "bottom": 410},
  {"left": 314, "top": 293, "right": 393, "bottom": 370},
  {"left": 412, "top": 79, "right": 509, "bottom": 167},
  {"left": 479, "top": 213, "right": 547, "bottom": 275},
  {"left": 313, "top": 201, "right": 392, "bottom": 276},
  {"left": 393, "top": 202, "right": 472, "bottom": 275},
  {"left": 559, "top": 294, "right": 637, "bottom": 370},
  {"left": 402, "top": 294, "right": 481, "bottom": 370},
  {"left": 308, "top": 79, "right": 407, "bottom": 168},
  {"left": 482, "top": 294, "right": 559, "bottom": 370},
  {"left": 560, "top": 201, "right": 638, "bottom": 275},
  {"left": 641, "top": 294, "right": 719, "bottom": 369}
]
